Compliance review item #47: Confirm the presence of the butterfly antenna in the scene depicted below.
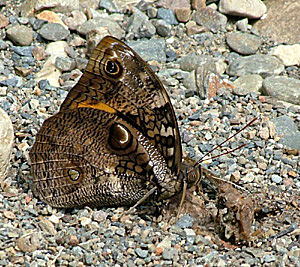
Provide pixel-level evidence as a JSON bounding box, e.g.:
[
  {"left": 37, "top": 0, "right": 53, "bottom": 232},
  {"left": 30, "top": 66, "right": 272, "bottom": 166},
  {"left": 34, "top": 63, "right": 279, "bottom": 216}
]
[{"left": 192, "top": 117, "right": 258, "bottom": 168}]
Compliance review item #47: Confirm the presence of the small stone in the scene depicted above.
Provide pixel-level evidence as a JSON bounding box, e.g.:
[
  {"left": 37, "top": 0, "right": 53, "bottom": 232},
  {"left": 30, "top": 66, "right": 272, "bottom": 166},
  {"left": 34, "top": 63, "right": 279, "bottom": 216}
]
[
  {"left": 175, "top": 8, "right": 191, "bottom": 22},
  {"left": 263, "top": 254, "right": 276, "bottom": 263},
  {"left": 233, "top": 74, "right": 262, "bottom": 95},
  {"left": 227, "top": 55, "right": 284, "bottom": 77},
  {"left": 226, "top": 32, "right": 261, "bottom": 55},
  {"left": 99, "top": 0, "right": 118, "bottom": 13},
  {"left": 157, "top": 8, "right": 178, "bottom": 25},
  {"left": 39, "top": 23, "right": 70, "bottom": 41},
  {"left": 32, "top": 46, "right": 46, "bottom": 61},
  {"left": 126, "top": 7, "right": 156, "bottom": 38},
  {"left": 191, "top": 0, "right": 206, "bottom": 10},
  {"left": 0, "top": 108, "right": 14, "bottom": 181},
  {"left": 262, "top": 76, "right": 300, "bottom": 105},
  {"left": 55, "top": 57, "right": 76, "bottom": 71},
  {"left": 21, "top": 0, "right": 80, "bottom": 17},
  {"left": 127, "top": 38, "right": 166, "bottom": 62},
  {"left": 69, "top": 235, "right": 80, "bottom": 246},
  {"left": 92, "top": 210, "right": 108, "bottom": 222},
  {"left": 135, "top": 248, "right": 148, "bottom": 258},
  {"left": 77, "top": 17, "right": 124, "bottom": 39},
  {"left": 184, "top": 228, "right": 196, "bottom": 237},
  {"left": 11, "top": 46, "right": 34, "bottom": 57},
  {"left": 176, "top": 214, "right": 194, "bottom": 228},
  {"left": 39, "top": 218, "right": 57, "bottom": 235},
  {"left": 157, "top": 236, "right": 172, "bottom": 250},
  {"left": 80, "top": 217, "right": 92, "bottom": 226},
  {"left": 4, "top": 210, "right": 16, "bottom": 220},
  {"left": 194, "top": 7, "right": 227, "bottom": 33},
  {"left": 259, "top": 127, "right": 269, "bottom": 140},
  {"left": 219, "top": 0, "right": 266, "bottom": 19},
  {"left": 253, "top": 0, "right": 300, "bottom": 44},
  {"left": 271, "top": 115, "right": 300, "bottom": 150},
  {"left": 186, "top": 21, "right": 207, "bottom": 36},
  {"left": 270, "top": 44, "right": 300, "bottom": 67},
  {"left": 236, "top": 18, "right": 248, "bottom": 32},
  {"left": 6, "top": 25, "right": 34, "bottom": 46},
  {"left": 65, "top": 10, "right": 87, "bottom": 31},
  {"left": 0, "top": 13, "right": 9, "bottom": 29},
  {"left": 16, "top": 235, "right": 38, "bottom": 252},
  {"left": 49, "top": 214, "right": 60, "bottom": 224},
  {"left": 162, "top": 248, "right": 179, "bottom": 260},
  {"left": 155, "top": 19, "right": 172, "bottom": 37},
  {"left": 36, "top": 10, "right": 67, "bottom": 28},
  {"left": 0, "top": 39, "right": 8, "bottom": 50}
]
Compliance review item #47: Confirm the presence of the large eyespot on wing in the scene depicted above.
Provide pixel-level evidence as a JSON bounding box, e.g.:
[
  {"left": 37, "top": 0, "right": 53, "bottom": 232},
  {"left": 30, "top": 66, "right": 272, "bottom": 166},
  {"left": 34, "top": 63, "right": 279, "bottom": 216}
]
[
  {"left": 104, "top": 59, "right": 123, "bottom": 78},
  {"left": 108, "top": 123, "right": 132, "bottom": 150}
]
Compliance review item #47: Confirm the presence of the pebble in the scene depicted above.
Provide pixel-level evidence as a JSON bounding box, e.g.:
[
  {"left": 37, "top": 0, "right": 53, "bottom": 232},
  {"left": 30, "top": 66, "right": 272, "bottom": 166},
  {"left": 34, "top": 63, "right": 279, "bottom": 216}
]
[
  {"left": 270, "top": 44, "right": 300, "bottom": 67},
  {"left": 126, "top": 7, "right": 156, "bottom": 38},
  {"left": 226, "top": 32, "right": 262, "bottom": 55},
  {"left": 99, "top": 0, "right": 118, "bottom": 13},
  {"left": 77, "top": 17, "right": 124, "bottom": 39},
  {"left": 262, "top": 76, "right": 300, "bottom": 105},
  {"left": 55, "top": 57, "right": 76, "bottom": 71},
  {"left": 162, "top": 248, "right": 178, "bottom": 260},
  {"left": 39, "top": 23, "right": 70, "bottom": 41},
  {"left": 227, "top": 55, "right": 284, "bottom": 77},
  {"left": 157, "top": 8, "right": 178, "bottom": 25},
  {"left": 0, "top": 14, "right": 9, "bottom": 29},
  {"left": 236, "top": 18, "right": 248, "bottom": 32},
  {"left": 271, "top": 115, "right": 300, "bottom": 150},
  {"left": 194, "top": 7, "right": 227, "bottom": 33},
  {"left": 127, "top": 38, "right": 166, "bottom": 62},
  {"left": 232, "top": 74, "right": 263, "bottom": 95},
  {"left": 135, "top": 247, "right": 148, "bottom": 258},
  {"left": 6, "top": 24, "right": 34, "bottom": 45},
  {"left": 0, "top": 108, "right": 14, "bottom": 179},
  {"left": 219, "top": 0, "right": 267, "bottom": 19},
  {"left": 271, "top": 174, "right": 282, "bottom": 184},
  {"left": 64, "top": 10, "right": 87, "bottom": 31}
]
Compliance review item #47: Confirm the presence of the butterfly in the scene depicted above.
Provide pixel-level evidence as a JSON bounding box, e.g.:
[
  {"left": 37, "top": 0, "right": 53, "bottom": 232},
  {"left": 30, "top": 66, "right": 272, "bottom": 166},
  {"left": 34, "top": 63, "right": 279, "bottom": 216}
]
[{"left": 29, "top": 36, "right": 203, "bottom": 209}]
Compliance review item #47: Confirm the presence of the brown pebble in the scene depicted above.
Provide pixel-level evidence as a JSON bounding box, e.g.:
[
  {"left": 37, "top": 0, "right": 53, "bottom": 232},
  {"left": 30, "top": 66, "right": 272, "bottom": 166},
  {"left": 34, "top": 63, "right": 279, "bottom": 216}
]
[
  {"left": 32, "top": 46, "right": 46, "bottom": 61},
  {"left": 4, "top": 210, "right": 15, "bottom": 220},
  {"left": 69, "top": 235, "right": 80, "bottom": 246}
]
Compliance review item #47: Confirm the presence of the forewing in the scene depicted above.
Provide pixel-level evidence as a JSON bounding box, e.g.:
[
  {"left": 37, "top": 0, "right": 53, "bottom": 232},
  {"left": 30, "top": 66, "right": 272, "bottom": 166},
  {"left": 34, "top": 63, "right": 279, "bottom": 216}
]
[{"left": 60, "top": 36, "right": 182, "bottom": 175}]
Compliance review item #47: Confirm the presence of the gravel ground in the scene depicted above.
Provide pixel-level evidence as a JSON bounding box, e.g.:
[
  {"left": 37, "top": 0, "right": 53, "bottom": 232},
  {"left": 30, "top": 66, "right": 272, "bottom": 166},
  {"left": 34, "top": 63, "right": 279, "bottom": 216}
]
[{"left": 0, "top": 0, "right": 299, "bottom": 266}]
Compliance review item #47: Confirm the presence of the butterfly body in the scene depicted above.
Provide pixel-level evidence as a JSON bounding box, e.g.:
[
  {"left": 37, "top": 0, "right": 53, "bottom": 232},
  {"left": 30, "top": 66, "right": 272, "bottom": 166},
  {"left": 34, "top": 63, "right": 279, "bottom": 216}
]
[{"left": 29, "top": 36, "right": 200, "bottom": 208}]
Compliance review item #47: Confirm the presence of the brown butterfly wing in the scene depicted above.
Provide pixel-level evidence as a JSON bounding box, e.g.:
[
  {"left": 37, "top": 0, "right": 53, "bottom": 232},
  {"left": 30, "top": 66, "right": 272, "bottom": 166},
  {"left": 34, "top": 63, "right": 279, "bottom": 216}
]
[
  {"left": 30, "top": 107, "right": 181, "bottom": 208},
  {"left": 60, "top": 36, "right": 182, "bottom": 176}
]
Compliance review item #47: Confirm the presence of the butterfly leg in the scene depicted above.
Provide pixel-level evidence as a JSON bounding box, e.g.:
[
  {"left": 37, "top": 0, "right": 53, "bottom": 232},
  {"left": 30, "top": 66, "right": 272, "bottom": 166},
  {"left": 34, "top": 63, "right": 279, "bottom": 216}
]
[
  {"left": 125, "top": 186, "right": 158, "bottom": 215},
  {"left": 175, "top": 180, "right": 188, "bottom": 222}
]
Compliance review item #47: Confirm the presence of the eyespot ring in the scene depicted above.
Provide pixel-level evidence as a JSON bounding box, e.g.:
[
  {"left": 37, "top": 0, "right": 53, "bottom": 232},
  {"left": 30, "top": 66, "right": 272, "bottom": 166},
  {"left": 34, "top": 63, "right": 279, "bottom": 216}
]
[
  {"left": 67, "top": 168, "right": 80, "bottom": 181},
  {"left": 104, "top": 60, "right": 122, "bottom": 77}
]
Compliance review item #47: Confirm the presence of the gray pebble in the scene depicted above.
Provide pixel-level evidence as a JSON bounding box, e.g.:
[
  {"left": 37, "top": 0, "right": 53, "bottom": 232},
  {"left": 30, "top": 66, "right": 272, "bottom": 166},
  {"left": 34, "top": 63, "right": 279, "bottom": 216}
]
[
  {"left": 39, "top": 23, "right": 70, "bottom": 41},
  {"left": 226, "top": 32, "right": 262, "bottom": 55},
  {"left": 157, "top": 8, "right": 178, "bottom": 25},
  {"left": 162, "top": 248, "right": 179, "bottom": 260},
  {"left": 227, "top": 55, "right": 284, "bottom": 77},
  {"left": 271, "top": 174, "right": 282, "bottom": 184},
  {"left": 127, "top": 38, "right": 166, "bottom": 62},
  {"left": 135, "top": 247, "right": 148, "bottom": 258}
]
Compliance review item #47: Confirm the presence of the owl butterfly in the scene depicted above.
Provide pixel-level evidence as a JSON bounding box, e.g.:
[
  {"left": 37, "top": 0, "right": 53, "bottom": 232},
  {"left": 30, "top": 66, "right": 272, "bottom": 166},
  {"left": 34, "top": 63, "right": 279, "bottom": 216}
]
[{"left": 29, "top": 36, "right": 237, "bottom": 211}]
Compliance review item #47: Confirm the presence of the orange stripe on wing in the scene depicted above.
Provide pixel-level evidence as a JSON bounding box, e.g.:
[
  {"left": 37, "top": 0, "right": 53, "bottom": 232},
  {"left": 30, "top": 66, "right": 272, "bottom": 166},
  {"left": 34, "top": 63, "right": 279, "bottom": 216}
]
[{"left": 78, "top": 102, "right": 116, "bottom": 113}]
